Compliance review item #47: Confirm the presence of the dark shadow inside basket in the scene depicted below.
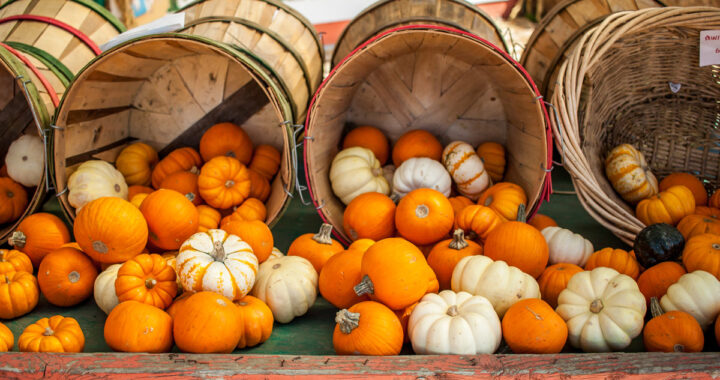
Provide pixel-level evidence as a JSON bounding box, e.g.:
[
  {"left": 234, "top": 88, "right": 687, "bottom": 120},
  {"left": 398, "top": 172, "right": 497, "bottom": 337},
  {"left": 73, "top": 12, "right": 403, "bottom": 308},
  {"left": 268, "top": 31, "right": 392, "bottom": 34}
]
[
  {"left": 306, "top": 28, "right": 548, "bottom": 243},
  {"left": 52, "top": 36, "right": 293, "bottom": 226},
  {"left": 580, "top": 26, "right": 720, "bottom": 214}
]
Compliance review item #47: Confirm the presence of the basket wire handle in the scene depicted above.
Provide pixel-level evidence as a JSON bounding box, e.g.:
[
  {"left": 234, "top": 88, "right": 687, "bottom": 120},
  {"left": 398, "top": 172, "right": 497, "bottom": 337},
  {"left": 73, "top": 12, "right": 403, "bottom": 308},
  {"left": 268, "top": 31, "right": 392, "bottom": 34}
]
[
  {"left": 287, "top": 121, "right": 312, "bottom": 206},
  {"left": 502, "top": 28, "right": 524, "bottom": 61},
  {"left": 16, "top": 75, "right": 53, "bottom": 193},
  {"left": 542, "top": 99, "right": 566, "bottom": 170}
]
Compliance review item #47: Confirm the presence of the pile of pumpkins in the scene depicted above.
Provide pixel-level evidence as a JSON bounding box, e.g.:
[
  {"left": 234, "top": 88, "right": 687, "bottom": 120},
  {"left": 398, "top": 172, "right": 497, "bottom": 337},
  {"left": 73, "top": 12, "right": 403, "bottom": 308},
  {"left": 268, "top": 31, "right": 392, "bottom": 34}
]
[{"left": 0, "top": 134, "right": 45, "bottom": 225}]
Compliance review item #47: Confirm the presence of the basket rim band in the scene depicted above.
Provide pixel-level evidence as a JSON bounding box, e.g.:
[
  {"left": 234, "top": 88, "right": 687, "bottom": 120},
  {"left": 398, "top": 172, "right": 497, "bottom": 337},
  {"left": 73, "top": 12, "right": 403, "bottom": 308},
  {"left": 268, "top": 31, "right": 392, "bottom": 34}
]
[
  {"left": 0, "top": 41, "right": 60, "bottom": 107},
  {"left": 0, "top": 14, "right": 101, "bottom": 55}
]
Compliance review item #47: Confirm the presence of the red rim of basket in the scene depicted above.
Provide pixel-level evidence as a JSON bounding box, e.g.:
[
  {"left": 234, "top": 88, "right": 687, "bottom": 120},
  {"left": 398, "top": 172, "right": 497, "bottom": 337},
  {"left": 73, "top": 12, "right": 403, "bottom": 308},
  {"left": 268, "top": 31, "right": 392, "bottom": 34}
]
[
  {"left": 0, "top": 15, "right": 102, "bottom": 55},
  {"left": 0, "top": 41, "right": 60, "bottom": 107},
  {"left": 304, "top": 24, "right": 554, "bottom": 245}
]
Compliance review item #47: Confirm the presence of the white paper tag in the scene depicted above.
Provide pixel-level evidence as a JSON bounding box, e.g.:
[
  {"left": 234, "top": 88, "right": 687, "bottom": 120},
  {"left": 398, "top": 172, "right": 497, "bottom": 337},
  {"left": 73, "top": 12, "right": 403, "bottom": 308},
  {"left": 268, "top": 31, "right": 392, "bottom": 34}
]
[
  {"left": 700, "top": 30, "right": 720, "bottom": 67},
  {"left": 100, "top": 13, "right": 186, "bottom": 52}
]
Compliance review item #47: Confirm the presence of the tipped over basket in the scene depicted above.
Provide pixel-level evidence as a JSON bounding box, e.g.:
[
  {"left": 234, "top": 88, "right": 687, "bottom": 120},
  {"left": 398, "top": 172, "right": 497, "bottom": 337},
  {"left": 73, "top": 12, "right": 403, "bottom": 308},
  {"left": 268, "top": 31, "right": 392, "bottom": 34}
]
[{"left": 552, "top": 7, "right": 720, "bottom": 245}]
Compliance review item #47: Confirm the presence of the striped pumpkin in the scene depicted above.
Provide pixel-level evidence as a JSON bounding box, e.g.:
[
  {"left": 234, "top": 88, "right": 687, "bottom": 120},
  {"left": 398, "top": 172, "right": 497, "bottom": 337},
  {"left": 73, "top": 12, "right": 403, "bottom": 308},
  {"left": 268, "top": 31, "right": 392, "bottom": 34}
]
[
  {"left": 442, "top": 142, "right": 492, "bottom": 201},
  {"left": 605, "top": 144, "right": 658, "bottom": 204},
  {"left": 476, "top": 142, "right": 506, "bottom": 182}
]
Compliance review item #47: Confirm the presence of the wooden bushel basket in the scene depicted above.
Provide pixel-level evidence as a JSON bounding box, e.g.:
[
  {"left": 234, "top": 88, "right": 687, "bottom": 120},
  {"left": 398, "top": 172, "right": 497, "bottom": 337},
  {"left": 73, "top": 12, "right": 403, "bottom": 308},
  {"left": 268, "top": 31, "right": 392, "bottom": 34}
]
[
  {"left": 178, "top": 0, "right": 324, "bottom": 122},
  {"left": 330, "top": 0, "right": 510, "bottom": 68},
  {"left": 553, "top": 7, "right": 720, "bottom": 245},
  {"left": 51, "top": 34, "right": 296, "bottom": 227},
  {"left": 305, "top": 25, "right": 553, "bottom": 244}
]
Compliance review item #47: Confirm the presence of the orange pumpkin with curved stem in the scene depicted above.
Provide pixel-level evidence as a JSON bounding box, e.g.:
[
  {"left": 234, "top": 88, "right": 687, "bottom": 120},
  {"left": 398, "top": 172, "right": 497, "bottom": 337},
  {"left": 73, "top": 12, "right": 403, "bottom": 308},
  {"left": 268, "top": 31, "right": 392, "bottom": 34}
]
[
  {"left": 151, "top": 147, "right": 202, "bottom": 189},
  {"left": 477, "top": 182, "right": 527, "bottom": 221},
  {"left": 538, "top": 263, "right": 583, "bottom": 308},
  {"left": 455, "top": 205, "right": 505, "bottom": 241},
  {"left": 199, "top": 122, "right": 253, "bottom": 165},
  {"left": 0, "top": 271, "right": 38, "bottom": 319},
  {"left": 333, "top": 301, "right": 403, "bottom": 355},
  {"left": 343, "top": 192, "right": 395, "bottom": 241},
  {"left": 584, "top": 248, "right": 640, "bottom": 279},
  {"left": 343, "top": 126, "right": 390, "bottom": 165},
  {"left": 644, "top": 297, "right": 703, "bottom": 352},
  {"left": 115, "top": 142, "right": 158, "bottom": 187},
  {"left": 173, "top": 291, "right": 243, "bottom": 353},
  {"left": 248, "top": 169, "right": 271, "bottom": 202},
  {"left": 140, "top": 190, "right": 198, "bottom": 250},
  {"left": 395, "top": 188, "right": 454, "bottom": 246},
  {"left": 115, "top": 253, "right": 178, "bottom": 310},
  {"left": 677, "top": 215, "right": 720, "bottom": 240},
  {"left": 682, "top": 234, "right": 720, "bottom": 279},
  {"left": 19, "top": 316, "right": 84, "bottom": 353},
  {"left": 249, "top": 144, "right": 281, "bottom": 179},
  {"left": 448, "top": 196, "right": 474, "bottom": 219},
  {"left": 160, "top": 171, "right": 202, "bottom": 205},
  {"left": 483, "top": 205, "right": 548, "bottom": 278},
  {"left": 0, "top": 249, "right": 32, "bottom": 276},
  {"left": 392, "top": 130, "right": 442, "bottom": 167},
  {"left": 234, "top": 295, "right": 274, "bottom": 349},
  {"left": 288, "top": 223, "right": 344, "bottom": 273},
  {"left": 637, "top": 261, "right": 686, "bottom": 305},
  {"left": 660, "top": 173, "right": 708, "bottom": 206},
  {"left": 0, "top": 322, "right": 12, "bottom": 352},
  {"left": 198, "top": 156, "right": 252, "bottom": 209},
  {"left": 476, "top": 142, "right": 506, "bottom": 182},
  {"left": 128, "top": 185, "right": 153, "bottom": 200},
  {"left": 104, "top": 301, "right": 173, "bottom": 353},
  {"left": 696, "top": 207, "right": 720, "bottom": 218},
  {"left": 427, "top": 230, "right": 483, "bottom": 290},
  {"left": 38, "top": 247, "right": 98, "bottom": 307},
  {"left": 223, "top": 220, "right": 274, "bottom": 263},
  {"left": 197, "top": 205, "right": 221, "bottom": 232},
  {"left": 529, "top": 214, "right": 558, "bottom": 231},
  {"left": 0, "top": 177, "right": 27, "bottom": 224},
  {"left": 636, "top": 185, "right": 696, "bottom": 226},
  {"left": 319, "top": 247, "right": 369, "bottom": 309},
  {"left": 9, "top": 213, "right": 70, "bottom": 267},
  {"left": 502, "top": 298, "right": 568, "bottom": 354}
]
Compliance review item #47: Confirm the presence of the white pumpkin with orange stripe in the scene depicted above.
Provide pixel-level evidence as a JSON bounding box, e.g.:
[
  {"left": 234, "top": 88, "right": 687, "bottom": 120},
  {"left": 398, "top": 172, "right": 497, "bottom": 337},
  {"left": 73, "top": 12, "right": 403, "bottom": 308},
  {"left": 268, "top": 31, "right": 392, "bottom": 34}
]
[
  {"left": 176, "top": 229, "right": 258, "bottom": 301},
  {"left": 605, "top": 144, "right": 658, "bottom": 204},
  {"left": 442, "top": 142, "right": 492, "bottom": 200},
  {"left": 392, "top": 157, "right": 452, "bottom": 199}
]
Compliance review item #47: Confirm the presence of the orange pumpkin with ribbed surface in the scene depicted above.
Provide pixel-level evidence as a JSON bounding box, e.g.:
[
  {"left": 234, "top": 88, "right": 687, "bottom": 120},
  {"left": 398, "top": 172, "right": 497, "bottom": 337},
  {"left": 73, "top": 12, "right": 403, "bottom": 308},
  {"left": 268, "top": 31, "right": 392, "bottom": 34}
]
[
  {"left": 476, "top": 142, "right": 506, "bottom": 182},
  {"left": 19, "top": 316, "right": 84, "bottom": 353},
  {"left": 0, "top": 177, "right": 27, "bottom": 224},
  {"left": 343, "top": 192, "right": 395, "bottom": 241},
  {"left": 477, "top": 182, "right": 527, "bottom": 221},
  {"left": 636, "top": 185, "right": 696, "bottom": 226},
  {"left": 0, "top": 249, "right": 32, "bottom": 276},
  {"left": 319, "top": 247, "right": 369, "bottom": 309},
  {"left": 9, "top": 213, "right": 70, "bottom": 267},
  {"left": 660, "top": 173, "right": 708, "bottom": 206},
  {"left": 115, "top": 142, "right": 158, "bottom": 187},
  {"left": 677, "top": 214, "right": 720, "bottom": 239},
  {"left": 223, "top": 220, "right": 273, "bottom": 263},
  {"left": 396, "top": 188, "right": 454, "bottom": 246},
  {"left": 199, "top": 122, "right": 253, "bottom": 165},
  {"left": 173, "top": 291, "right": 243, "bottom": 353},
  {"left": 682, "top": 234, "right": 720, "bottom": 280},
  {"left": 392, "top": 130, "right": 442, "bottom": 167},
  {"left": 696, "top": 207, "right": 720, "bottom": 218},
  {"left": 449, "top": 196, "right": 474, "bottom": 218},
  {"left": 160, "top": 171, "right": 202, "bottom": 205},
  {"left": 38, "top": 247, "right": 97, "bottom": 307},
  {"left": 637, "top": 262, "right": 686, "bottom": 305},
  {"left": 197, "top": 205, "right": 221, "bottom": 232},
  {"left": 537, "top": 263, "right": 583, "bottom": 308},
  {"left": 343, "top": 126, "right": 389, "bottom": 165},
  {"left": 248, "top": 144, "right": 281, "bottom": 180},
  {"left": 0, "top": 271, "right": 38, "bottom": 319},
  {"left": 584, "top": 248, "right": 640, "bottom": 279},
  {"left": 0, "top": 322, "right": 12, "bottom": 352},
  {"left": 104, "top": 300, "right": 173, "bottom": 353},
  {"left": 115, "top": 253, "right": 178, "bottom": 310},
  {"left": 223, "top": 198, "right": 267, "bottom": 225},
  {"left": 483, "top": 206, "right": 548, "bottom": 278},
  {"left": 333, "top": 301, "right": 403, "bottom": 355},
  {"left": 140, "top": 190, "right": 198, "bottom": 250},
  {"left": 248, "top": 169, "right": 271, "bottom": 202},
  {"left": 529, "top": 214, "right": 557, "bottom": 231},
  {"left": 455, "top": 205, "right": 504, "bottom": 241},
  {"left": 427, "top": 230, "right": 483, "bottom": 290},
  {"left": 198, "top": 156, "right": 252, "bottom": 209},
  {"left": 644, "top": 298, "right": 703, "bottom": 353},
  {"left": 128, "top": 185, "right": 153, "bottom": 200},
  {"left": 234, "top": 295, "right": 274, "bottom": 348},
  {"left": 151, "top": 147, "right": 202, "bottom": 189},
  {"left": 288, "top": 223, "right": 344, "bottom": 273},
  {"left": 502, "top": 299, "right": 568, "bottom": 354}
]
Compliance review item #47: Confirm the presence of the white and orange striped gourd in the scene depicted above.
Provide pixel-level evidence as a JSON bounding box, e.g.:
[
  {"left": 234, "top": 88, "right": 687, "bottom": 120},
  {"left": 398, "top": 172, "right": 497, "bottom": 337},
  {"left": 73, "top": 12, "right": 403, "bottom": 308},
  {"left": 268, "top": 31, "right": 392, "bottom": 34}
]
[
  {"left": 605, "top": 144, "right": 658, "bottom": 204},
  {"left": 442, "top": 142, "right": 492, "bottom": 201},
  {"left": 177, "top": 229, "right": 258, "bottom": 301}
]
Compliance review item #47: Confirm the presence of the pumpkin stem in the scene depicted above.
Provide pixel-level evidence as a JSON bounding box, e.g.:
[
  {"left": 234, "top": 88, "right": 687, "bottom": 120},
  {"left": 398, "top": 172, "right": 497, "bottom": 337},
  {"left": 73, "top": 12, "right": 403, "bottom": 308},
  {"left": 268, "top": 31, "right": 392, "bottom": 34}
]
[
  {"left": 68, "top": 271, "right": 80, "bottom": 284},
  {"left": 4, "top": 275, "right": 9, "bottom": 284},
  {"left": 516, "top": 204, "right": 527, "bottom": 223},
  {"left": 589, "top": 299, "right": 604, "bottom": 313},
  {"left": 190, "top": 166, "right": 200, "bottom": 175},
  {"left": 650, "top": 297, "right": 664, "bottom": 318},
  {"left": 213, "top": 240, "right": 227, "bottom": 262},
  {"left": 448, "top": 230, "right": 469, "bottom": 250},
  {"left": 446, "top": 305, "right": 459, "bottom": 317},
  {"left": 8, "top": 231, "right": 26, "bottom": 249},
  {"left": 371, "top": 167, "right": 382, "bottom": 177},
  {"left": 389, "top": 193, "right": 400, "bottom": 204},
  {"left": 0, "top": 250, "right": 5, "bottom": 262},
  {"left": 43, "top": 327, "right": 54, "bottom": 336},
  {"left": 93, "top": 241, "right": 108, "bottom": 254},
  {"left": 145, "top": 278, "right": 157, "bottom": 289},
  {"left": 712, "top": 243, "right": 720, "bottom": 251},
  {"left": 5, "top": 190, "right": 13, "bottom": 198},
  {"left": 185, "top": 193, "right": 196, "bottom": 202},
  {"left": 353, "top": 275, "right": 374, "bottom": 297},
  {"left": 225, "top": 180, "right": 235, "bottom": 188},
  {"left": 336, "top": 309, "right": 361, "bottom": 334},
  {"left": 415, "top": 204, "right": 429, "bottom": 219},
  {"left": 312, "top": 224, "right": 334, "bottom": 245},
  {"left": 673, "top": 344, "right": 686, "bottom": 352}
]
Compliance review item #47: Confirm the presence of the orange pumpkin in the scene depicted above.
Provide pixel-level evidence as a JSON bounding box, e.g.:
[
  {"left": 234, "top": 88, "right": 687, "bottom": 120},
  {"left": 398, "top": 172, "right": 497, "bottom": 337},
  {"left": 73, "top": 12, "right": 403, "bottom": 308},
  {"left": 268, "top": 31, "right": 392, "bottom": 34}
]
[
  {"left": 644, "top": 297, "right": 703, "bottom": 352},
  {"left": 502, "top": 298, "right": 568, "bottom": 354},
  {"left": 230, "top": 198, "right": 267, "bottom": 223},
  {"left": 0, "top": 322, "right": 12, "bottom": 352},
  {"left": 37, "top": 247, "right": 98, "bottom": 307},
  {"left": 0, "top": 271, "right": 38, "bottom": 319},
  {"left": 0, "top": 249, "right": 32, "bottom": 276},
  {"left": 711, "top": 190, "right": 720, "bottom": 209},
  {"left": 319, "top": 247, "right": 369, "bottom": 309},
  {"left": 476, "top": 142, "right": 506, "bottom": 182},
  {"left": 287, "top": 223, "right": 344, "bottom": 273},
  {"left": 234, "top": 295, "right": 274, "bottom": 349},
  {"left": 343, "top": 192, "right": 396, "bottom": 241},
  {"left": 636, "top": 185, "right": 696, "bottom": 226},
  {"left": 115, "top": 142, "right": 159, "bottom": 187},
  {"left": 348, "top": 239, "right": 375, "bottom": 253},
  {"left": 248, "top": 144, "right": 281, "bottom": 180},
  {"left": 197, "top": 205, "right": 221, "bottom": 232},
  {"left": 128, "top": 185, "right": 154, "bottom": 200},
  {"left": 160, "top": 171, "right": 202, "bottom": 205},
  {"left": 392, "top": 130, "right": 442, "bottom": 167},
  {"left": 355, "top": 238, "right": 438, "bottom": 310},
  {"left": 333, "top": 301, "right": 403, "bottom": 355},
  {"left": 173, "top": 291, "right": 243, "bottom": 353},
  {"left": 427, "top": 229, "right": 483, "bottom": 290},
  {"left": 528, "top": 213, "right": 558, "bottom": 231},
  {"left": 130, "top": 193, "right": 149, "bottom": 208},
  {"left": 637, "top": 262, "right": 686, "bottom": 305},
  {"left": 74, "top": 197, "right": 148, "bottom": 264},
  {"left": 0, "top": 164, "right": 7, "bottom": 177},
  {"left": 104, "top": 300, "right": 173, "bottom": 353},
  {"left": 9, "top": 213, "right": 70, "bottom": 267},
  {"left": 166, "top": 292, "right": 192, "bottom": 320},
  {"left": 538, "top": 263, "right": 583, "bottom": 308},
  {"left": 140, "top": 189, "right": 199, "bottom": 250},
  {"left": 477, "top": 182, "right": 527, "bottom": 221},
  {"left": 18, "top": 316, "right": 84, "bottom": 353},
  {"left": 677, "top": 214, "right": 720, "bottom": 239},
  {"left": 395, "top": 188, "right": 454, "bottom": 246},
  {"left": 199, "top": 122, "right": 253, "bottom": 165},
  {"left": 584, "top": 248, "right": 640, "bottom": 279},
  {"left": 455, "top": 205, "right": 505, "bottom": 241},
  {"left": 0, "top": 177, "right": 27, "bottom": 224},
  {"left": 223, "top": 220, "right": 274, "bottom": 263},
  {"left": 343, "top": 126, "right": 390, "bottom": 165},
  {"left": 660, "top": 173, "right": 708, "bottom": 206},
  {"left": 483, "top": 205, "right": 548, "bottom": 278},
  {"left": 395, "top": 302, "right": 417, "bottom": 344},
  {"left": 696, "top": 206, "right": 720, "bottom": 218},
  {"left": 248, "top": 169, "right": 271, "bottom": 202},
  {"left": 115, "top": 253, "right": 178, "bottom": 309},
  {"left": 198, "top": 156, "right": 252, "bottom": 209},
  {"left": 151, "top": 147, "right": 202, "bottom": 189},
  {"left": 682, "top": 234, "right": 720, "bottom": 280},
  {"left": 448, "top": 196, "right": 474, "bottom": 218}
]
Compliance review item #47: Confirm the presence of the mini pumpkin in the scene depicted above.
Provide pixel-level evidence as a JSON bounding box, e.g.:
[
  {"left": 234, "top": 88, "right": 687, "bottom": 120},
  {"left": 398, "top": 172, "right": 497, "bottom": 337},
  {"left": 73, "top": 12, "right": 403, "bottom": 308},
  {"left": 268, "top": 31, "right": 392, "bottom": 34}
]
[
  {"left": 661, "top": 270, "right": 720, "bottom": 328},
  {"left": 68, "top": 160, "right": 128, "bottom": 209},
  {"left": 605, "top": 144, "right": 658, "bottom": 203},
  {"left": 0, "top": 177, "right": 27, "bottom": 224},
  {"left": 483, "top": 205, "right": 548, "bottom": 278},
  {"left": 634, "top": 223, "right": 685, "bottom": 268},
  {"left": 637, "top": 262, "right": 686, "bottom": 305},
  {"left": 225, "top": 198, "right": 267, "bottom": 224},
  {"left": 197, "top": 205, "right": 221, "bottom": 232},
  {"left": 392, "top": 157, "right": 452, "bottom": 199},
  {"left": 140, "top": 189, "right": 199, "bottom": 250},
  {"left": 0, "top": 271, "right": 38, "bottom": 319},
  {"left": 711, "top": 190, "right": 720, "bottom": 208},
  {"left": 334, "top": 301, "right": 403, "bottom": 356},
  {"left": 330, "top": 147, "right": 390, "bottom": 205},
  {"left": 248, "top": 169, "right": 271, "bottom": 202},
  {"left": 0, "top": 322, "right": 12, "bottom": 352},
  {"left": 151, "top": 147, "right": 202, "bottom": 189},
  {"left": 5, "top": 135, "right": 44, "bottom": 187},
  {"left": 427, "top": 229, "right": 483, "bottom": 290},
  {"left": 392, "top": 130, "right": 443, "bottom": 167},
  {"left": 252, "top": 255, "right": 318, "bottom": 323},
  {"left": 448, "top": 196, "right": 474, "bottom": 218},
  {"left": 173, "top": 291, "right": 243, "bottom": 353},
  {"left": 643, "top": 297, "right": 703, "bottom": 352},
  {"left": 319, "top": 247, "right": 369, "bottom": 309},
  {"left": 128, "top": 185, "right": 154, "bottom": 200},
  {"left": 130, "top": 193, "right": 148, "bottom": 208},
  {"left": 37, "top": 247, "right": 98, "bottom": 307},
  {"left": 287, "top": 223, "right": 344, "bottom": 273},
  {"left": 234, "top": 295, "right": 274, "bottom": 349},
  {"left": 636, "top": 185, "right": 696, "bottom": 226},
  {"left": 542, "top": 227, "right": 594, "bottom": 267},
  {"left": 476, "top": 142, "right": 506, "bottom": 182},
  {"left": 528, "top": 213, "right": 558, "bottom": 231},
  {"left": 660, "top": 173, "right": 708, "bottom": 206},
  {"left": 248, "top": 144, "right": 281, "bottom": 179},
  {"left": 223, "top": 220, "right": 273, "bottom": 263},
  {"left": 477, "top": 182, "right": 527, "bottom": 221},
  {"left": 395, "top": 188, "right": 454, "bottom": 246},
  {"left": 104, "top": 300, "right": 173, "bottom": 353},
  {"left": 19, "top": 316, "right": 84, "bottom": 353},
  {"left": 502, "top": 298, "right": 568, "bottom": 354},
  {"left": 94, "top": 264, "right": 122, "bottom": 314},
  {"left": 343, "top": 192, "right": 395, "bottom": 241},
  {"left": 343, "top": 126, "right": 390, "bottom": 165},
  {"left": 455, "top": 204, "right": 505, "bottom": 242},
  {"left": 115, "top": 142, "right": 158, "bottom": 187},
  {"left": 677, "top": 214, "right": 720, "bottom": 240},
  {"left": 115, "top": 253, "right": 178, "bottom": 310},
  {"left": 538, "top": 263, "right": 584, "bottom": 308},
  {"left": 584, "top": 248, "right": 640, "bottom": 280},
  {"left": 198, "top": 156, "right": 252, "bottom": 209},
  {"left": 199, "top": 122, "right": 253, "bottom": 164},
  {"left": 442, "top": 141, "right": 492, "bottom": 200},
  {"left": 696, "top": 206, "right": 720, "bottom": 218},
  {"left": 9, "top": 212, "right": 71, "bottom": 267},
  {"left": 160, "top": 171, "right": 201, "bottom": 205},
  {"left": 0, "top": 249, "right": 32, "bottom": 276},
  {"left": 682, "top": 234, "right": 720, "bottom": 280}
]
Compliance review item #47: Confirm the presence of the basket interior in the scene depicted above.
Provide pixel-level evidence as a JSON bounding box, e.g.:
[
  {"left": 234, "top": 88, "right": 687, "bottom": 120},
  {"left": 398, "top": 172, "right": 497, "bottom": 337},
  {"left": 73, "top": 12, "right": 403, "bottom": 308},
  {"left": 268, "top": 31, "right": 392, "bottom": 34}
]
[
  {"left": 307, "top": 28, "right": 548, "bottom": 243},
  {"left": 581, "top": 26, "right": 720, "bottom": 213},
  {"left": 53, "top": 36, "right": 293, "bottom": 224}
]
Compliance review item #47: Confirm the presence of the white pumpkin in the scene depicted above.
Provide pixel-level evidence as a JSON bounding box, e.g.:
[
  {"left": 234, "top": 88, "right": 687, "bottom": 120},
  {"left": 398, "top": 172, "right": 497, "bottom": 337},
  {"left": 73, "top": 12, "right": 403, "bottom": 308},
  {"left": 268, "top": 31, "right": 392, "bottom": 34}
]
[
  {"left": 252, "top": 255, "right": 317, "bottom": 323},
  {"left": 5, "top": 134, "right": 44, "bottom": 187},
  {"left": 442, "top": 141, "right": 491, "bottom": 200},
  {"left": 605, "top": 144, "right": 658, "bottom": 203},
  {"left": 392, "top": 157, "right": 452, "bottom": 199},
  {"left": 177, "top": 229, "right": 258, "bottom": 301},
  {"left": 451, "top": 255, "right": 540, "bottom": 318},
  {"left": 330, "top": 147, "right": 390, "bottom": 205},
  {"left": 382, "top": 165, "right": 395, "bottom": 193},
  {"left": 94, "top": 263, "right": 121, "bottom": 314},
  {"left": 542, "top": 227, "right": 594, "bottom": 266},
  {"left": 408, "top": 290, "right": 501, "bottom": 355},
  {"left": 67, "top": 160, "right": 128, "bottom": 209},
  {"left": 556, "top": 267, "right": 646, "bottom": 352},
  {"left": 660, "top": 270, "right": 720, "bottom": 328}
]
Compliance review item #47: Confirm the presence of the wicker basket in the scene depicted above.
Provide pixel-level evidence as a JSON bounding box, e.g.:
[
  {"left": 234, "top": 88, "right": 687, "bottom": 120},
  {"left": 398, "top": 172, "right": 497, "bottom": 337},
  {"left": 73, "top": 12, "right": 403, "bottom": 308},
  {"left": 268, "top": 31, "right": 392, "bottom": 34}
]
[
  {"left": 662, "top": 0, "right": 720, "bottom": 6},
  {"left": 305, "top": 25, "right": 553, "bottom": 244},
  {"left": 552, "top": 7, "right": 720, "bottom": 245},
  {"left": 178, "top": 0, "right": 323, "bottom": 122},
  {"left": 51, "top": 34, "right": 296, "bottom": 227},
  {"left": 331, "top": 0, "right": 509, "bottom": 68}
]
